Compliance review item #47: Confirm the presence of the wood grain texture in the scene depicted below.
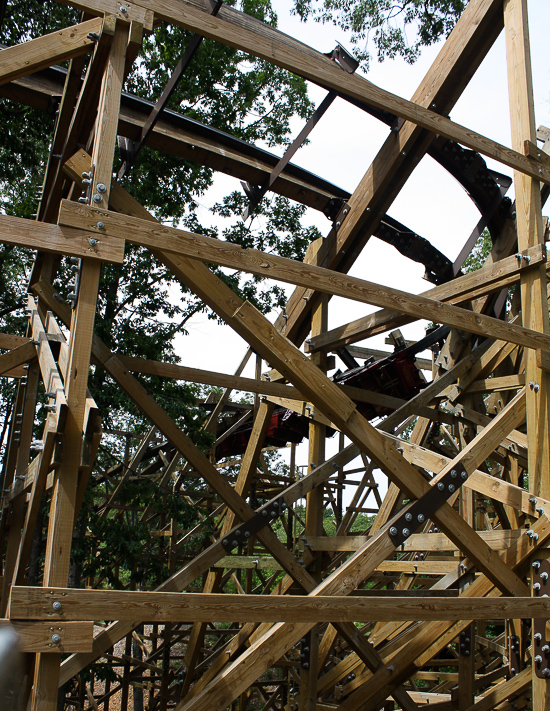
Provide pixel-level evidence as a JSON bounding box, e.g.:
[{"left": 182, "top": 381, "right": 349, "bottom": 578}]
[
  {"left": 10, "top": 587, "right": 550, "bottom": 623},
  {"left": 0, "top": 17, "right": 103, "bottom": 86},
  {"left": 58, "top": 202, "right": 550, "bottom": 353}
]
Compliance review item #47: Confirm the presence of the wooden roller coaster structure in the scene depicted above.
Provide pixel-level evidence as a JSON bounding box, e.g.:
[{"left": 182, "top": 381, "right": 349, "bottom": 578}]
[{"left": 1, "top": 0, "right": 550, "bottom": 710}]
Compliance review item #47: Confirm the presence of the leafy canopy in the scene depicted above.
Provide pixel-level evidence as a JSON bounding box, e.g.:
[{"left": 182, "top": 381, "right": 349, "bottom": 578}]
[{"left": 292, "top": 0, "right": 467, "bottom": 68}]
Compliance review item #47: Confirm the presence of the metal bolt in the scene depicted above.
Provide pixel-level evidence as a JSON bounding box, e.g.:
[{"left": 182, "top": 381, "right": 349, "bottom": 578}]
[
  {"left": 232, "top": 540, "right": 238, "bottom": 547},
  {"left": 543, "top": 645, "right": 550, "bottom": 653},
  {"left": 404, "top": 513, "right": 412, "bottom": 522},
  {"left": 523, "top": 254, "right": 531, "bottom": 263},
  {"left": 529, "top": 381, "right": 536, "bottom": 390},
  {"left": 244, "top": 531, "right": 250, "bottom": 538},
  {"left": 448, "top": 484, "right": 455, "bottom": 493},
  {"left": 389, "top": 526, "right": 397, "bottom": 536},
  {"left": 530, "top": 497, "right": 538, "bottom": 505},
  {"left": 222, "top": 539, "right": 228, "bottom": 546},
  {"left": 417, "top": 514, "right": 425, "bottom": 523},
  {"left": 402, "top": 528, "right": 410, "bottom": 538},
  {"left": 52, "top": 601, "right": 62, "bottom": 611},
  {"left": 541, "top": 572, "right": 549, "bottom": 581},
  {"left": 534, "top": 582, "right": 541, "bottom": 591},
  {"left": 78, "top": 197, "right": 89, "bottom": 204},
  {"left": 534, "top": 383, "right": 540, "bottom": 393},
  {"left": 81, "top": 172, "right": 91, "bottom": 179},
  {"left": 437, "top": 482, "right": 444, "bottom": 491},
  {"left": 450, "top": 469, "right": 457, "bottom": 478},
  {"left": 96, "top": 183, "right": 107, "bottom": 193},
  {"left": 120, "top": 5, "right": 127, "bottom": 11},
  {"left": 97, "top": 222, "right": 105, "bottom": 230},
  {"left": 535, "top": 655, "right": 543, "bottom": 663},
  {"left": 82, "top": 178, "right": 91, "bottom": 185},
  {"left": 89, "top": 238, "right": 98, "bottom": 247},
  {"left": 262, "top": 510, "right": 268, "bottom": 517},
  {"left": 92, "top": 193, "right": 102, "bottom": 203},
  {"left": 387, "top": 665, "right": 394, "bottom": 673},
  {"left": 51, "top": 634, "right": 61, "bottom": 644},
  {"left": 536, "top": 506, "right": 544, "bottom": 515},
  {"left": 535, "top": 633, "right": 542, "bottom": 642},
  {"left": 543, "top": 668, "right": 550, "bottom": 677}
]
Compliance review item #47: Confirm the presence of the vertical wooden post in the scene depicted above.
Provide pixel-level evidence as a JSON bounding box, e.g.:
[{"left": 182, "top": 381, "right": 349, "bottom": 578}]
[
  {"left": 31, "top": 21, "right": 129, "bottom": 711},
  {"left": 504, "top": 1, "right": 550, "bottom": 710},
  {"left": 300, "top": 295, "right": 328, "bottom": 711}
]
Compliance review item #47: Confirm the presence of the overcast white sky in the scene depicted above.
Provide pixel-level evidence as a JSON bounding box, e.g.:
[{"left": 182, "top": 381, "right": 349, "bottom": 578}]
[{"left": 173, "top": 0, "right": 550, "bottom": 492}]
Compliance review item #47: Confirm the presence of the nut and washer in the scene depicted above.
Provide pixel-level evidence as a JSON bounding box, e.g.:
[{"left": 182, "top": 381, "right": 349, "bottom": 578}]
[
  {"left": 96, "top": 183, "right": 107, "bottom": 193},
  {"left": 92, "top": 193, "right": 103, "bottom": 203},
  {"left": 89, "top": 238, "right": 98, "bottom": 247}
]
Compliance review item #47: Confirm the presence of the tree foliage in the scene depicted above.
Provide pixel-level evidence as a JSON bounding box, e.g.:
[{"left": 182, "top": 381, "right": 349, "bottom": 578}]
[{"left": 292, "top": 0, "right": 468, "bottom": 68}]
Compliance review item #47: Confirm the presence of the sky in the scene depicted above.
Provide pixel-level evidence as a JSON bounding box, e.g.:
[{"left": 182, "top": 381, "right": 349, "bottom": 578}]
[{"left": 172, "top": 0, "right": 550, "bottom": 496}]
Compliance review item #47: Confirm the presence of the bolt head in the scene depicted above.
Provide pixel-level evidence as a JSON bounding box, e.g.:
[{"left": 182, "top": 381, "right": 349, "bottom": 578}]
[
  {"left": 389, "top": 526, "right": 398, "bottom": 536},
  {"left": 52, "top": 601, "right": 62, "bottom": 611},
  {"left": 120, "top": 5, "right": 127, "bottom": 11},
  {"left": 97, "top": 222, "right": 105, "bottom": 230},
  {"left": 437, "top": 482, "right": 444, "bottom": 491},
  {"left": 89, "top": 238, "right": 98, "bottom": 246},
  {"left": 404, "top": 513, "right": 412, "bottom": 522},
  {"left": 51, "top": 634, "right": 61, "bottom": 644},
  {"left": 92, "top": 193, "right": 102, "bottom": 203},
  {"left": 417, "top": 514, "right": 425, "bottom": 523},
  {"left": 97, "top": 183, "right": 107, "bottom": 193},
  {"left": 402, "top": 527, "right": 410, "bottom": 538},
  {"left": 448, "top": 484, "right": 455, "bottom": 492},
  {"left": 450, "top": 469, "right": 457, "bottom": 478}
]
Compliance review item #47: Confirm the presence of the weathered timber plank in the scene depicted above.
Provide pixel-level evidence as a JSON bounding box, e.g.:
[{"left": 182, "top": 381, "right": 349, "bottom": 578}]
[
  {"left": 9, "top": 587, "right": 550, "bottom": 623},
  {"left": 58, "top": 202, "right": 550, "bottom": 352},
  {"left": 0, "top": 17, "right": 103, "bottom": 86},
  {"left": 0, "top": 619, "right": 93, "bottom": 653},
  {"left": 133, "top": 0, "right": 550, "bottom": 184},
  {"left": 0, "top": 212, "right": 124, "bottom": 262},
  {"left": 54, "top": 0, "right": 153, "bottom": 28},
  {"left": 306, "top": 529, "right": 525, "bottom": 553},
  {"left": 0, "top": 341, "right": 36, "bottom": 376}
]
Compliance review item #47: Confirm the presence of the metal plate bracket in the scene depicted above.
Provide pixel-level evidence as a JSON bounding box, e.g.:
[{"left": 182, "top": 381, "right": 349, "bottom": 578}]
[
  {"left": 533, "top": 559, "right": 550, "bottom": 678},
  {"left": 388, "top": 463, "right": 468, "bottom": 547},
  {"left": 221, "top": 497, "right": 287, "bottom": 552}
]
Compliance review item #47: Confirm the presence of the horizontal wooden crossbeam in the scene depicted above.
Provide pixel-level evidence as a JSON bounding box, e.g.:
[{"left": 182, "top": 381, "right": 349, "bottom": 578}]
[
  {"left": 0, "top": 619, "right": 93, "bottom": 653},
  {"left": 9, "top": 587, "right": 550, "bottom": 623},
  {"left": 58, "top": 202, "right": 550, "bottom": 352},
  {"left": 0, "top": 17, "right": 104, "bottom": 87}
]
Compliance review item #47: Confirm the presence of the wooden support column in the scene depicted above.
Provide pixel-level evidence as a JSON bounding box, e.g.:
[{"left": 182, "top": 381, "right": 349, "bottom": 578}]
[
  {"left": 300, "top": 296, "right": 328, "bottom": 711},
  {"left": 30, "top": 20, "right": 129, "bottom": 711},
  {"left": 505, "top": 2, "right": 550, "bottom": 709}
]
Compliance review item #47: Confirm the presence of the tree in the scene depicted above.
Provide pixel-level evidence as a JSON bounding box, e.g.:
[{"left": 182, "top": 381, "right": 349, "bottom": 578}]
[
  {"left": 0, "top": 0, "right": 320, "bottom": 596},
  {"left": 292, "top": 0, "right": 468, "bottom": 68}
]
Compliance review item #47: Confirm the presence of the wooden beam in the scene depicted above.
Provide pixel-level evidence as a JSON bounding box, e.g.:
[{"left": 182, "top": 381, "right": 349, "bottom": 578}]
[
  {"left": 0, "top": 620, "right": 93, "bottom": 653},
  {"left": 308, "top": 245, "right": 546, "bottom": 353},
  {"left": 54, "top": 0, "right": 153, "bottom": 29},
  {"left": 0, "top": 341, "right": 36, "bottom": 376},
  {"left": 10, "top": 587, "right": 550, "bottom": 624},
  {"left": 58, "top": 202, "right": 550, "bottom": 353},
  {"left": 134, "top": 0, "right": 550, "bottom": 184},
  {"left": 0, "top": 212, "right": 124, "bottom": 262},
  {"left": 0, "top": 17, "right": 104, "bottom": 86}
]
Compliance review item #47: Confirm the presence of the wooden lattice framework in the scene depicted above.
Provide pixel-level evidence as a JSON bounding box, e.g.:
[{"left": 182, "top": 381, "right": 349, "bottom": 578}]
[{"left": 1, "top": 0, "right": 550, "bottom": 710}]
